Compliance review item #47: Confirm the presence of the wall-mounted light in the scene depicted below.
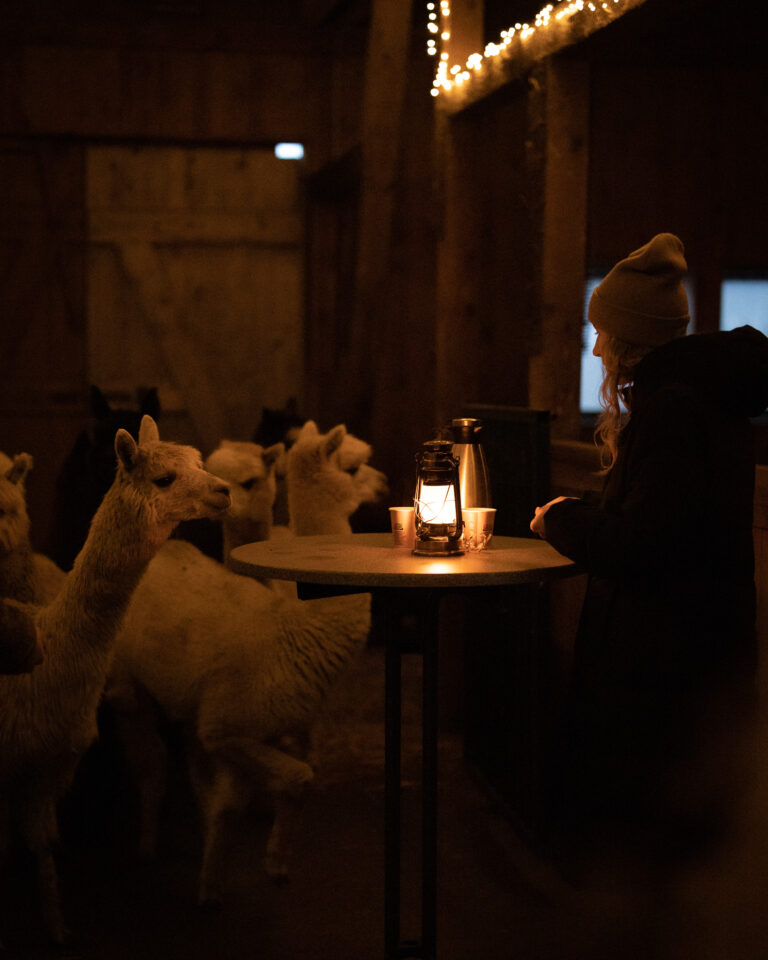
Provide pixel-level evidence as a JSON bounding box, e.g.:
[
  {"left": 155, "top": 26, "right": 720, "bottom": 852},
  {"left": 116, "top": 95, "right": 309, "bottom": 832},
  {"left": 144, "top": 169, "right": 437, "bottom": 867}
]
[{"left": 274, "top": 142, "right": 305, "bottom": 160}]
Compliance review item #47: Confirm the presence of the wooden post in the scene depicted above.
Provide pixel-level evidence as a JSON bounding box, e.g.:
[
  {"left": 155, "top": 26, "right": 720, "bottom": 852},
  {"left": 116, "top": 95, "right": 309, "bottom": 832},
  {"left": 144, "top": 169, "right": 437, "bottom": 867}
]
[
  {"left": 433, "top": 1, "right": 485, "bottom": 428},
  {"left": 352, "top": 0, "right": 414, "bottom": 406},
  {"left": 528, "top": 58, "right": 590, "bottom": 439}
]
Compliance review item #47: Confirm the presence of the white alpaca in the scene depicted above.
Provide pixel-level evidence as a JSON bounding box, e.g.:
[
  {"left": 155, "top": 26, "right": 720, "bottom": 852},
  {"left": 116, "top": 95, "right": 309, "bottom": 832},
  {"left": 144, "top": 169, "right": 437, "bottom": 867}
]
[
  {"left": 0, "top": 451, "right": 66, "bottom": 605},
  {"left": 203, "top": 440, "right": 284, "bottom": 558},
  {"left": 0, "top": 416, "right": 230, "bottom": 947},
  {"left": 286, "top": 420, "right": 389, "bottom": 535},
  {"left": 107, "top": 540, "right": 371, "bottom": 905}
]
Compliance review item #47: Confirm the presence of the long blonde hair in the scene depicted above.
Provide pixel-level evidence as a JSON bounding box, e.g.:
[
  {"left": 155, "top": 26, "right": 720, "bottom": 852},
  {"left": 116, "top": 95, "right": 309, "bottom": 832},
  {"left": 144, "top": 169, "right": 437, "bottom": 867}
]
[{"left": 594, "top": 334, "right": 653, "bottom": 471}]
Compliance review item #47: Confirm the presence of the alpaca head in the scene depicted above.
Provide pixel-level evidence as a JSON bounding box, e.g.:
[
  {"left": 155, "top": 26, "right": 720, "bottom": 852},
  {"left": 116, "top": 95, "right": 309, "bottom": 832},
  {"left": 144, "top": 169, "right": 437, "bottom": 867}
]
[
  {"left": 286, "top": 421, "right": 389, "bottom": 534},
  {"left": 204, "top": 440, "right": 284, "bottom": 536},
  {"left": 0, "top": 452, "right": 33, "bottom": 555},
  {"left": 113, "top": 416, "right": 231, "bottom": 542}
]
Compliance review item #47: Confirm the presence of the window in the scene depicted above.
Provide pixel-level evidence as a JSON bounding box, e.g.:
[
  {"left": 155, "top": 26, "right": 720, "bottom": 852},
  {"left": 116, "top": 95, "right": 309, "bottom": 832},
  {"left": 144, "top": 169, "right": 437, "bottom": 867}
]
[
  {"left": 580, "top": 276, "right": 603, "bottom": 414},
  {"left": 720, "top": 279, "right": 768, "bottom": 337},
  {"left": 580, "top": 275, "right": 695, "bottom": 415}
]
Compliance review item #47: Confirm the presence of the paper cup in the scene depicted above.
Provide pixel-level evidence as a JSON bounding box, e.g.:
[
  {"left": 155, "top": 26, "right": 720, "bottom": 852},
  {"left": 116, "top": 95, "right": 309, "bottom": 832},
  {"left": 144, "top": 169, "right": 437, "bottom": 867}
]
[
  {"left": 462, "top": 507, "right": 496, "bottom": 551},
  {"left": 389, "top": 506, "right": 415, "bottom": 548}
]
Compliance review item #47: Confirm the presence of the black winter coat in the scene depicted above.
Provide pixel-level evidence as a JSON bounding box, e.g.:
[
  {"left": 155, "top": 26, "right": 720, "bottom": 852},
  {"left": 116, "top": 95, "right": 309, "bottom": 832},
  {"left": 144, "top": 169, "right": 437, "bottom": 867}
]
[{"left": 543, "top": 325, "right": 768, "bottom": 860}]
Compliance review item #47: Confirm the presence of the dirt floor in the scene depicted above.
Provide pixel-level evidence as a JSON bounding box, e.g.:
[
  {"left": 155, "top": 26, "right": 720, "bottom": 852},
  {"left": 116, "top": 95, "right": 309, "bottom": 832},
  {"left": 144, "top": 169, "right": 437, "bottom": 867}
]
[{"left": 3, "top": 644, "right": 768, "bottom": 960}]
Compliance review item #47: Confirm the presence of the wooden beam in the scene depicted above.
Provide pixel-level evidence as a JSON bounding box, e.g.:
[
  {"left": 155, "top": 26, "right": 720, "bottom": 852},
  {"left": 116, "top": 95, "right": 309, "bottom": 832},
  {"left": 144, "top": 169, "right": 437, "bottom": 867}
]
[
  {"left": 349, "top": 0, "right": 414, "bottom": 406},
  {"left": 434, "top": 0, "right": 648, "bottom": 115},
  {"left": 528, "top": 59, "right": 590, "bottom": 438},
  {"left": 90, "top": 209, "right": 302, "bottom": 246}
]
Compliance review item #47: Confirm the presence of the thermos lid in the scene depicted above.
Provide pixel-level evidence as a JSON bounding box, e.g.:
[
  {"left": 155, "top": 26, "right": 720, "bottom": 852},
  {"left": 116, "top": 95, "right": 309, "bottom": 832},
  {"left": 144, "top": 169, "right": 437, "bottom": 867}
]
[{"left": 450, "top": 418, "right": 483, "bottom": 443}]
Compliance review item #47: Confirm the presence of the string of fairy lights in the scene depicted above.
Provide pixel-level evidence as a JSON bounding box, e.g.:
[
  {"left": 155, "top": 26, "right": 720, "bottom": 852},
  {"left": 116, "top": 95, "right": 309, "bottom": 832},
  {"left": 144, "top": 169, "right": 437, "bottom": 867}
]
[{"left": 428, "top": 0, "right": 630, "bottom": 98}]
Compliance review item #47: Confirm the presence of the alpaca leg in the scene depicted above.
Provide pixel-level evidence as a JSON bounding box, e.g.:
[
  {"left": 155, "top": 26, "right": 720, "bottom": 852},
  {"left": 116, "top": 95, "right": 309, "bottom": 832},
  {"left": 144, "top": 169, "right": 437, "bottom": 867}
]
[
  {"left": 108, "top": 679, "right": 168, "bottom": 859},
  {"left": 23, "top": 800, "right": 68, "bottom": 945},
  {"left": 191, "top": 758, "right": 250, "bottom": 908},
  {"left": 199, "top": 731, "right": 314, "bottom": 882},
  {"left": 258, "top": 746, "right": 315, "bottom": 880}
]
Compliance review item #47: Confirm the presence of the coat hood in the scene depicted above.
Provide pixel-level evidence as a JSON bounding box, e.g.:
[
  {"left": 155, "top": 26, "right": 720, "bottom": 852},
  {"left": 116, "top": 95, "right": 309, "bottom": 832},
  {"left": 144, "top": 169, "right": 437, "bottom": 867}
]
[{"left": 631, "top": 325, "right": 768, "bottom": 419}]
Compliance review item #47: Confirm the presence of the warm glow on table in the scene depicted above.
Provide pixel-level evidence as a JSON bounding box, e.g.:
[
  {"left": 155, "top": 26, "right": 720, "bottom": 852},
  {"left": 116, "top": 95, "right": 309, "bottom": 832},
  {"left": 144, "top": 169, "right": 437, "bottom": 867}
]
[{"left": 229, "top": 532, "right": 576, "bottom": 588}]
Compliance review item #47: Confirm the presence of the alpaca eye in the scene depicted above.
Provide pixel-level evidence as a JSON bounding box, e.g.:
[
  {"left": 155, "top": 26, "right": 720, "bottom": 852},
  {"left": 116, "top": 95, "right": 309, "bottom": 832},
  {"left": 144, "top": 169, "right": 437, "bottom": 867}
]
[
  {"left": 153, "top": 473, "right": 176, "bottom": 488},
  {"left": 344, "top": 466, "right": 359, "bottom": 477},
  {"left": 240, "top": 478, "right": 257, "bottom": 491}
]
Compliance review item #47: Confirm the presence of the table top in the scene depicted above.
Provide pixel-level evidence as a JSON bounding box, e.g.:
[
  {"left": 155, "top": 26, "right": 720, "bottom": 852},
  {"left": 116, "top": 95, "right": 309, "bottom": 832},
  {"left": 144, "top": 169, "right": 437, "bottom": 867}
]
[{"left": 228, "top": 533, "right": 578, "bottom": 589}]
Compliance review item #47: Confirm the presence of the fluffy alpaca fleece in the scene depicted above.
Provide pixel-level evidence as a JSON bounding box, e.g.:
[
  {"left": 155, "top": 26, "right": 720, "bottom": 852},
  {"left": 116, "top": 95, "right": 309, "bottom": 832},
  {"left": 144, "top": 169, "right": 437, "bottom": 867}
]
[
  {"left": 0, "top": 451, "right": 66, "bottom": 606},
  {"left": 0, "top": 597, "right": 42, "bottom": 674},
  {"left": 106, "top": 538, "right": 372, "bottom": 905},
  {"left": 0, "top": 417, "right": 230, "bottom": 947},
  {"left": 286, "top": 421, "right": 389, "bottom": 535},
  {"left": 203, "top": 440, "right": 284, "bottom": 559}
]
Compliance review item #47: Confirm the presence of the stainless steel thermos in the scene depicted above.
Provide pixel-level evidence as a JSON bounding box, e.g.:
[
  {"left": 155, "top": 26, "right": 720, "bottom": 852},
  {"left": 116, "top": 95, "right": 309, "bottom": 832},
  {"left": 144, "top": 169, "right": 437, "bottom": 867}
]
[{"left": 448, "top": 417, "right": 492, "bottom": 509}]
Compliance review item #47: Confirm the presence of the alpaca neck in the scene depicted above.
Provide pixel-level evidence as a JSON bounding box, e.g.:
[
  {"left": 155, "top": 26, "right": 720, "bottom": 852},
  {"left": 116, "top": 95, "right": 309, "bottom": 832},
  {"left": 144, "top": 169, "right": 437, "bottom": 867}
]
[
  {"left": 38, "top": 478, "right": 164, "bottom": 648},
  {"left": 287, "top": 476, "right": 355, "bottom": 536},
  {"left": 289, "top": 513, "right": 352, "bottom": 536},
  {"left": 0, "top": 542, "right": 37, "bottom": 603}
]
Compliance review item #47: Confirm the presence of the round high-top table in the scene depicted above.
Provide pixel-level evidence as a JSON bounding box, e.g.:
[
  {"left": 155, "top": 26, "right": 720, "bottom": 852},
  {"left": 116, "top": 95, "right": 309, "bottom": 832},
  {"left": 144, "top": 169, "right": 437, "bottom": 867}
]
[{"left": 229, "top": 533, "right": 577, "bottom": 960}]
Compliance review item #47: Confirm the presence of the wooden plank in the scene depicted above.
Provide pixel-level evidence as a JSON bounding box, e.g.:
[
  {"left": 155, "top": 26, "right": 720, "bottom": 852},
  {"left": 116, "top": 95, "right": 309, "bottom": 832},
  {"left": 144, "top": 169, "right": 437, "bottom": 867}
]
[
  {"left": 529, "top": 58, "right": 590, "bottom": 438},
  {"left": 754, "top": 465, "right": 768, "bottom": 530},
  {"left": 14, "top": 44, "right": 314, "bottom": 143},
  {"left": 117, "top": 241, "right": 228, "bottom": 452},
  {"left": 89, "top": 209, "right": 302, "bottom": 246},
  {"left": 351, "top": 0, "right": 414, "bottom": 385}
]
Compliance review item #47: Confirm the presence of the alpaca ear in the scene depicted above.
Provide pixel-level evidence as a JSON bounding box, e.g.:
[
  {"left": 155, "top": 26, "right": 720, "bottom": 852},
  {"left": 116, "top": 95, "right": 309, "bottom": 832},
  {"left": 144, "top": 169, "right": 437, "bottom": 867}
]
[
  {"left": 90, "top": 385, "right": 112, "bottom": 421},
  {"left": 115, "top": 429, "right": 138, "bottom": 472},
  {"left": 324, "top": 425, "right": 347, "bottom": 458},
  {"left": 297, "top": 420, "right": 318, "bottom": 441},
  {"left": 138, "top": 415, "right": 160, "bottom": 445},
  {"left": 7, "top": 453, "right": 33, "bottom": 486},
  {"left": 263, "top": 442, "right": 285, "bottom": 468}
]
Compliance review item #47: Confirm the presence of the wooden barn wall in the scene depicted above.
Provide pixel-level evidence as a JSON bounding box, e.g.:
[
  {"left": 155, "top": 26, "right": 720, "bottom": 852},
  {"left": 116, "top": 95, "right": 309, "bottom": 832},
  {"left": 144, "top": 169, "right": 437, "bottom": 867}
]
[
  {"left": 87, "top": 144, "right": 304, "bottom": 448},
  {"left": 0, "top": 34, "right": 315, "bottom": 551},
  {"left": 0, "top": 139, "right": 89, "bottom": 554},
  {"left": 0, "top": 43, "right": 318, "bottom": 146},
  {"left": 303, "top": 28, "right": 439, "bottom": 508},
  {"left": 588, "top": 62, "right": 768, "bottom": 331},
  {"left": 435, "top": 84, "right": 537, "bottom": 428}
]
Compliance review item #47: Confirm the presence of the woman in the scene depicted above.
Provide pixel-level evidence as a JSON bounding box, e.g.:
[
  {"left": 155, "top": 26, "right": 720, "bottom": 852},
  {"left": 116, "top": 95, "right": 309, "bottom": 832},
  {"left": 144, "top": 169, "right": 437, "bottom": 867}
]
[{"left": 531, "top": 233, "right": 768, "bottom": 870}]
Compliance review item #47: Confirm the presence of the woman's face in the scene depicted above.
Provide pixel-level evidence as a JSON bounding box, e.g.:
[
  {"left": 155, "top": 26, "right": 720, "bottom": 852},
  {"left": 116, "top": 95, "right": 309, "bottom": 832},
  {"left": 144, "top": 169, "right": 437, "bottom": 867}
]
[{"left": 592, "top": 328, "right": 606, "bottom": 358}]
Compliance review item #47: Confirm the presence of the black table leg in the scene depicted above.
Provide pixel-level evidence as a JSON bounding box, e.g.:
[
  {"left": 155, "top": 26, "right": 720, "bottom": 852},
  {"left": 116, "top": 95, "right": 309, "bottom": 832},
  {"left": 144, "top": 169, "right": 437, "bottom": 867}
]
[
  {"left": 383, "top": 589, "right": 440, "bottom": 960},
  {"left": 385, "top": 594, "right": 403, "bottom": 959},
  {"left": 421, "top": 595, "right": 439, "bottom": 960}
]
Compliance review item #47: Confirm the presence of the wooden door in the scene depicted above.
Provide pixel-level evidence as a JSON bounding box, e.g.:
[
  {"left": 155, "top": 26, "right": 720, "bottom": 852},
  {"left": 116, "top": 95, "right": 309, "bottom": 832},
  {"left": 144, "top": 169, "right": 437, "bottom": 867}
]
[{"left": 86, "top": 144, "right": 305, "bottom": 452}]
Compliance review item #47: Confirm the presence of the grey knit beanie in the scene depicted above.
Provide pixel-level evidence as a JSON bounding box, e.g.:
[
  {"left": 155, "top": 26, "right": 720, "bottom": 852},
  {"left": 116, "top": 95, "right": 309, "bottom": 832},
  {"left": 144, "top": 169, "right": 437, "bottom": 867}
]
[{"left": 589, "top": 233, "right": 690, "bottom": 346}]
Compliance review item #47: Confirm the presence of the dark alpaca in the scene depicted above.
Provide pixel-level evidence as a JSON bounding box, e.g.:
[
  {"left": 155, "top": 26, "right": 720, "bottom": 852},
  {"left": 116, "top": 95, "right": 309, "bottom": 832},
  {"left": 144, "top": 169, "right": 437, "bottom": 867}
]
[
  {"left": 253, "top": 398, "right": 306, "bottom": 527},
  {"left": 48, "top": 386, "right": 160, "bottom": 572},
  {"left": 252, "top": 397, "right": 305, "bottom": 450}
]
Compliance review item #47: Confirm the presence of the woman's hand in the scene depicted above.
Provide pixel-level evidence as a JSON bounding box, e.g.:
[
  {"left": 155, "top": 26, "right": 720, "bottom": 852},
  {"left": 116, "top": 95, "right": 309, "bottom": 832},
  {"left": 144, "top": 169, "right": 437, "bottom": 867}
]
[{"left": 529, "top": 496, "right": 575, "bottom": 539}]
